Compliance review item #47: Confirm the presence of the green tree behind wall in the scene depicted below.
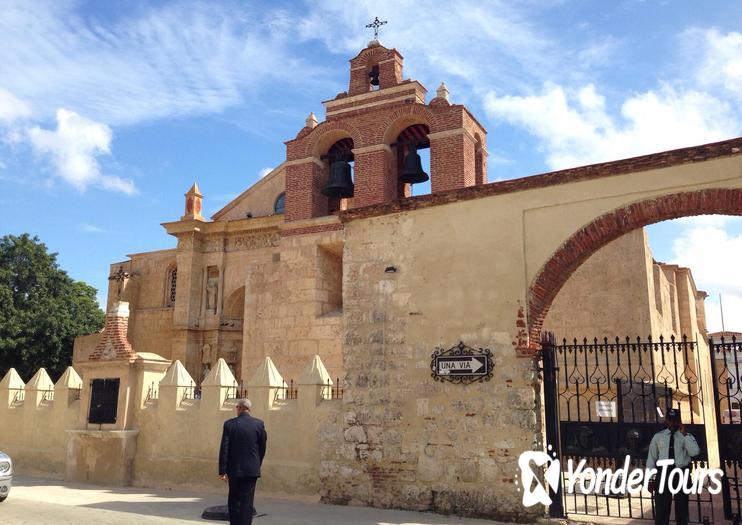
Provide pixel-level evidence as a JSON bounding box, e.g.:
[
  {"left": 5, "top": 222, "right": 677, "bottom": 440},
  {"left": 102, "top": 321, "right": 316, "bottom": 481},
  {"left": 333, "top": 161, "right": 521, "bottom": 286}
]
[{"left": 0, "top": 234, "right": 105, "bottom": 381}]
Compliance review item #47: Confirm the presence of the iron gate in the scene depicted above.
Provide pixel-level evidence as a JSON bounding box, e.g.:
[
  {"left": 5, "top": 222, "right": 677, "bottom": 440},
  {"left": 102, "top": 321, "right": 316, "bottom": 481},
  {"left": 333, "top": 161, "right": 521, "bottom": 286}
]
[
  {"left": 710, "top": 335, "right": 742, "bottom": 523},
  {"left": 542, "top": 333, "right": 716, "bottom": 522}
]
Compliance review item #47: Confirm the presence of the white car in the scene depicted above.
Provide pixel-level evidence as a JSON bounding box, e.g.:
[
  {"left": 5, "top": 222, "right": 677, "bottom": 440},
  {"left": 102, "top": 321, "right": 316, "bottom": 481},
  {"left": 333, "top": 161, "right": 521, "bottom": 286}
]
[{"left": 0, "top": 451, "right": 11, "bottom": 502}]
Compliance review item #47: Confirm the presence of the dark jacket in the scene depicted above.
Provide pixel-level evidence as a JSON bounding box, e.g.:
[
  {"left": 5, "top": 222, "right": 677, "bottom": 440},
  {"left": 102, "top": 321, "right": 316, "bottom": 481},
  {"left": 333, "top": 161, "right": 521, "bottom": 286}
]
[{"left": 218, "top": 412, "right": 267, "bottom": 478}]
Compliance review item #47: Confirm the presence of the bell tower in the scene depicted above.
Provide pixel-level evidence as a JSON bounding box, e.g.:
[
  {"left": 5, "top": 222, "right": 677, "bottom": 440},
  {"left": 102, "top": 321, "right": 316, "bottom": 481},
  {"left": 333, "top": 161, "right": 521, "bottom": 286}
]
[{"left": 283, "top": 37, "right": 488, "bottom": 222}]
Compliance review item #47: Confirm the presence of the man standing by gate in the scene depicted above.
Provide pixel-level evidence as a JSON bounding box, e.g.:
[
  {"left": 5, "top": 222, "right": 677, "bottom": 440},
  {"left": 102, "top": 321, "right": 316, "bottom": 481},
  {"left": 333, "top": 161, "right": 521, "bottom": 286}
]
[{"left": 646, "top": 408, "right": 701, "bottom": 525}]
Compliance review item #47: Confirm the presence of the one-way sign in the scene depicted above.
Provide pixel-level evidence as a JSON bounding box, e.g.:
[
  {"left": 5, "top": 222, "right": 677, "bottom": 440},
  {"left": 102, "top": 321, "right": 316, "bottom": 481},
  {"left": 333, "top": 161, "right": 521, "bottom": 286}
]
[
  {"left": 431, "top": 342, "right": 493, "bottom": 384},
  {"left": 436, "top": 356, "right": 487, "bottom": 376}
]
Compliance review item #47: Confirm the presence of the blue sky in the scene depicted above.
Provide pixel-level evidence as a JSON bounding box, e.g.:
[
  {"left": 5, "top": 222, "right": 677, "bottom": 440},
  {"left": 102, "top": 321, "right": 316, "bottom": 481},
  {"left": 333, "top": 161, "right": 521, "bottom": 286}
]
[{"left": 1, "top": 0, "right": 741, "bottom": 333}]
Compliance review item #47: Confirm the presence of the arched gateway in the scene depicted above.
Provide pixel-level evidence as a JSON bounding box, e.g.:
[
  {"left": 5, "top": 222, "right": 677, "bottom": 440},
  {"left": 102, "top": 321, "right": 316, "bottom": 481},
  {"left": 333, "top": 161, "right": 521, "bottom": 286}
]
[{"left": 528, "top": 187, "right": 742, "bottom": 343}]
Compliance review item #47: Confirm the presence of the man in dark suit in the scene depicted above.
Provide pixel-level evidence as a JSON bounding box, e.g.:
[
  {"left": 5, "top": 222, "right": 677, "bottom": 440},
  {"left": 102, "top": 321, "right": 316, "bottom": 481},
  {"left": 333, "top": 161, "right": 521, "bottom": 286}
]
[{"left": 219, "top": 398, "right": 267, "bottom": 525}]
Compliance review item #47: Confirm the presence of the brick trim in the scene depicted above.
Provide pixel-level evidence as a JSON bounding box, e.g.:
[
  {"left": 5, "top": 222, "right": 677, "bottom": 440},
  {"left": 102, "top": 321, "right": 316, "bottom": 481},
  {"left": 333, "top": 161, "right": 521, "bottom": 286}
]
[
  {"left": 427, "top": 127, "right": 476, "bottom": 142},
  {"left": 352, "top": 144, "right": 392, "bottom": 155},
  {"left": 527, "top": 188, "right": 742, "bottom": 344},
  {"left": 324, "top": 83, "right": 424, "bottom": 112},
  {"left": 284, "top": 157, "right": 324, "bottom": 168},
  {"left": 90, "top": 314, "right": 137, "bottom": 360},
  {"left": 340, "top": 137, "right": 742, "bottom": 223},
  {"left": 327, "top": 95, "right": 423, "bottom": 117}
]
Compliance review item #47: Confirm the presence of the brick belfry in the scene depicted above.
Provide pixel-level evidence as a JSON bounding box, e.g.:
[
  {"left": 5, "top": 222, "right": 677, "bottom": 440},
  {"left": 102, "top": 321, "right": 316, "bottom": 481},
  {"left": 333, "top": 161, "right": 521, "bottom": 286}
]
[{"left": 283, "top": 37, "right": 488, "bottom": 221}]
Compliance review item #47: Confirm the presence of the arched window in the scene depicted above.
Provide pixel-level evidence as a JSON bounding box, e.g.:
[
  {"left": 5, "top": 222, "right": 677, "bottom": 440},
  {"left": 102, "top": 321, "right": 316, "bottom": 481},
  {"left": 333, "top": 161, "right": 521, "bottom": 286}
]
[
  {"left": 274, "top": 192, "right": 286, "bottom": 214},
  {"left": 164, "top": 266, "right": 177, "bottom": 307},
  {"left": 393, "top": 124, "right": 430, "bottom": 198},
  {"left": 322, "top": 138, "right": 355, "bottom": 214},
  {"left": 368, "top": 64, "right": 380, "bottom": 91}
]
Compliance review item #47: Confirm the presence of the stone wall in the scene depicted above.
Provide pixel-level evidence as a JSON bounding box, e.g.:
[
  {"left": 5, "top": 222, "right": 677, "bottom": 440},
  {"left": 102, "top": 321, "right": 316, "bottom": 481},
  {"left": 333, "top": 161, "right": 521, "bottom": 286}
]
[
  {"left": 0, "top": 368, "right": 79, "bottom": 478},
  {"left": 0, "top": 355, "right": 342, "bottom": 496},
  {"left": 543, "top": 228, "right": 707, "bottom": 342},
  {"left": 319, "top": 211, "right": 542, "bottom": 522},
  {"left": 543, "top": 229, "right": 654, "bottom": 340},
  {"left": 72, "top": 333, "right": 100, "bottom": 362},
  {"left": 243, "top": 224, "right": 344, "bottom": 383},
  {"left": 129, "top": 308, "right": 176, "bottom": 358}
]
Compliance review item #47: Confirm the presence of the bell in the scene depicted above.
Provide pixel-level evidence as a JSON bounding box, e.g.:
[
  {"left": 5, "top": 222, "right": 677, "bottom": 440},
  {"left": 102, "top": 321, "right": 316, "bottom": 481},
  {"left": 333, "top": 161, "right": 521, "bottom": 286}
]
[
  {"left": 400, "top": 146, "right": 429, "bottom": 184},
  {"left": 322, "top": 160, "right": 354, "bottom": 198},
  {"left": 369, "top": 65, "right": 380, "bottom": 87}
]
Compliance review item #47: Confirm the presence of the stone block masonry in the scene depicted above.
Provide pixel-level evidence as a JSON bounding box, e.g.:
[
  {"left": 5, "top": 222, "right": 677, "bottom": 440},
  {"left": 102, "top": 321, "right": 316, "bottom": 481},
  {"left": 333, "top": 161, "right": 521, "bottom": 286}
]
[{"left": 318, "top": 213, "right": 543, "bottom": 522}]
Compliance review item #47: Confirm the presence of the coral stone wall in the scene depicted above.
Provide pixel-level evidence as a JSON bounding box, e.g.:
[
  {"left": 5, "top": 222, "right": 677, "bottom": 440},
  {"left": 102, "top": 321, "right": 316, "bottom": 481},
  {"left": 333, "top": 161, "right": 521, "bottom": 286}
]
[
  {"left": 319, "top": 210, "right": 542, "bottom": 522},
  {"left": 242, "top": 225, "right": 345, "bottom": 382}
]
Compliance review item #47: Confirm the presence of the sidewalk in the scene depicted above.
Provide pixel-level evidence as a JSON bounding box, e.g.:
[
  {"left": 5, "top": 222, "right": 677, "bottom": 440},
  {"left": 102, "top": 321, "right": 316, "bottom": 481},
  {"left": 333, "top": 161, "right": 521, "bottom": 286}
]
[{"left": 3, "top": 475, "right": 525, "bottom": 525}]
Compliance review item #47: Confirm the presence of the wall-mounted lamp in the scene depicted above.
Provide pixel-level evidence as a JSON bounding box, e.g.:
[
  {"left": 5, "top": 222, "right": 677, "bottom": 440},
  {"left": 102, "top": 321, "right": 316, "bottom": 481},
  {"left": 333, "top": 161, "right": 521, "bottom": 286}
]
[{"left": 384, "top": 266, "right": 397, "bottom": 273}]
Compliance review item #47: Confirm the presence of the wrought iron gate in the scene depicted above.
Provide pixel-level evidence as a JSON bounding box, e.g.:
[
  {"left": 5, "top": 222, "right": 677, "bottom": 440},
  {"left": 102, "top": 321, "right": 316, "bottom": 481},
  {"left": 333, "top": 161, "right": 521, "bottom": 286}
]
[
  {"left": 710, "top": 335, "right": 742, "bottom": 523},
  {"left": 542, "top": 333, "right": 716, "bottom": 522}
]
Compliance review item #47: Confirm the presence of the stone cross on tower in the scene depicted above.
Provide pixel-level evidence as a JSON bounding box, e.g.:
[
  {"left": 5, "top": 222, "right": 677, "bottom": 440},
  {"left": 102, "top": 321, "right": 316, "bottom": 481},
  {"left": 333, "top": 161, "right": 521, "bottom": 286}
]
[{"left": 365, "top": 17, "right": 387, "bottom": 41}]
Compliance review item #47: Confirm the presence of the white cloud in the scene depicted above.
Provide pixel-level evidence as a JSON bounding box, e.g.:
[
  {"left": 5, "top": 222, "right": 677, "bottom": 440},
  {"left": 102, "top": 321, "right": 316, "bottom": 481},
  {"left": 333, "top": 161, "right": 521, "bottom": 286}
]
[
  {"left": 675, "top": 215, "right": 738, "bottom": 228},
  {"left": 295, "top": 0, "right": 609, "bottom": 99},
  {"left": 0, "top": 88, "right": 31, "bottom": 123},
  {"left": 705, "top": 295, "right": 742, "bottom": 336},
  {"left": 480, "top": 28, "right": 742, "bottom": 171},
  {"left": 0, "top": 1, "right": 316, "bottom": 126},
  {"left": 28, "top": 109, "right": 135, "bottom": 194},
  {"left": 484, "top": 82, "right": 738, "bottom": 170},
  {"left": 80, "top": 223, "right": 105, "bottom": 233},
  {"left": 669, "top": 218, "right": 742, "bottom": 332},
  {"left": 690, "top": 29, "right": 742, "bottom": 100},
  {"left": 259, "top": 167, "right": 273, "bottom": 178}
]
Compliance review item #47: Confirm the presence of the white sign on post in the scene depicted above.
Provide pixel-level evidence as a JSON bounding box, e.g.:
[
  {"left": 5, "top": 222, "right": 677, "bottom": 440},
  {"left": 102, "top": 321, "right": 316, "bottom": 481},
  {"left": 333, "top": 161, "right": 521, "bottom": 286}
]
[{"left": 595, "top": 400, "right": 617, "bottom": 418}]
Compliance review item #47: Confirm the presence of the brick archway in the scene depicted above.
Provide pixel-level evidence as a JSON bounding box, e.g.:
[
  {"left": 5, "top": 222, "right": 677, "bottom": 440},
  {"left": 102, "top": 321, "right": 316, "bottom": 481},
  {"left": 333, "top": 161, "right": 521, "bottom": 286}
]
[{"left": 527, "top": 188, "right": 742, "bottom": 343}]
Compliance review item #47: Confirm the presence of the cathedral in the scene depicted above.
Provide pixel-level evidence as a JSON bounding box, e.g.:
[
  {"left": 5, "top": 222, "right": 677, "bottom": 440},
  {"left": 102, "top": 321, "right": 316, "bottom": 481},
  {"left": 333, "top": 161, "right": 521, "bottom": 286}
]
[
  {"left": 73, "top": 39, "right": 488, "bottom": 386},
  {"left": 46, "top": 36, "right": 741, "bottom": 521}
]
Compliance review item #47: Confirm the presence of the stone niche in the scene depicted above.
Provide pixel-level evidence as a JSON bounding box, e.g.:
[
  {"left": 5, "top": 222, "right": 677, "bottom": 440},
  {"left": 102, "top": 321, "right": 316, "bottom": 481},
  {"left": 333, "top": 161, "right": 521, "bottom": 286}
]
[{"left": 204, "top": 266, "right": 220, "bottom": 316}]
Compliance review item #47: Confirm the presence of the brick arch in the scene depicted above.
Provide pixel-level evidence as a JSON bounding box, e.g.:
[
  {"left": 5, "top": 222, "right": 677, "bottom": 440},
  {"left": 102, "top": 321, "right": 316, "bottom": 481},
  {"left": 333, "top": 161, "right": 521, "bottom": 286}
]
[
  {"left": 306, "top": 121, "right": 363, "bottom": 158},
  {"left": 527, "top": 188, "right": 742, "bottom": 343},
  {"left": 349, "top": 45, "right": 390, "bottom": 66},
  {"left": 380, "top": 105, "right": 437, "bottom": 145}
]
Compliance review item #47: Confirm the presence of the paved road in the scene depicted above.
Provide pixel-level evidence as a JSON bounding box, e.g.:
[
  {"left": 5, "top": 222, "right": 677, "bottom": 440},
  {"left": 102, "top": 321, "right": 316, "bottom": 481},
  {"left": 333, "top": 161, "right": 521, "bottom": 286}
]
[{"left": 2, "top": 475, "right": 509, "bottom": 525}]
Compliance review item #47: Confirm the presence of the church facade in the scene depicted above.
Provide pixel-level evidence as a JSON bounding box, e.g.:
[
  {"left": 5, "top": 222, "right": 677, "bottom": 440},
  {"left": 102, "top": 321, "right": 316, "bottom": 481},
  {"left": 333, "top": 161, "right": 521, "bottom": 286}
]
[{"left": 74, "top": 41, "right": 488, "bottom": 388}]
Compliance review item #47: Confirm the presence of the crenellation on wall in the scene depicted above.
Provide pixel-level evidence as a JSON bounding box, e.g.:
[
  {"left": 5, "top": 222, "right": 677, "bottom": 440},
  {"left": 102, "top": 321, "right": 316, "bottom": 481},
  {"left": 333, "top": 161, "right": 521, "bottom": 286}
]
[
  {"left": 1, "top": 354, "right": 343, "bottom": 495},
  {"left": 0, "top": 367, "right": 81, "bottom": 478},
  {"left": 135, "top": 355, "right": 342, "bottom": 494}
]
